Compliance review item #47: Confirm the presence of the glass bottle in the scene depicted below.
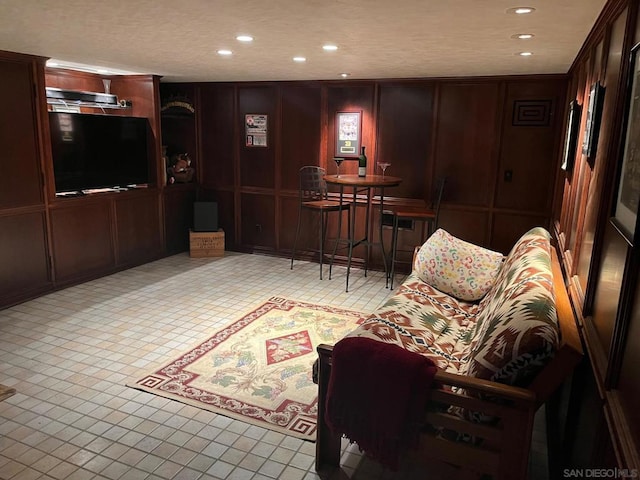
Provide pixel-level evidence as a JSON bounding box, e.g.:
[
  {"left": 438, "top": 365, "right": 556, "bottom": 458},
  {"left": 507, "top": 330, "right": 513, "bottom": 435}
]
[{"left": 358, "top": 146, "right": 367, "bottom": 177}]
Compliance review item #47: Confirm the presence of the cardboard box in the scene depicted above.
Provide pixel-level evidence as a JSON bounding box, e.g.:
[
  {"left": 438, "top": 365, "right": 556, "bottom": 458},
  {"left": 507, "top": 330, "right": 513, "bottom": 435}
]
[{"left": 189, "top": 229, "right": 224, "bottom": 257}]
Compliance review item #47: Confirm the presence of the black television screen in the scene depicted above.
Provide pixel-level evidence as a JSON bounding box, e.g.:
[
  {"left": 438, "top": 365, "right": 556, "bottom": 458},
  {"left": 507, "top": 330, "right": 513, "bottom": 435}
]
[{"left": 49, "top": 112, "right": 151, "bottom": 192}]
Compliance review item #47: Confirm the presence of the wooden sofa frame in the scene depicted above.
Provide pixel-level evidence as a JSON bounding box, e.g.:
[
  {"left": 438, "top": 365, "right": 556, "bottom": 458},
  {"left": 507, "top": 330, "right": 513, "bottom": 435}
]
[{"left": 315, "top": 248, "right": 583, "bottom": 480}]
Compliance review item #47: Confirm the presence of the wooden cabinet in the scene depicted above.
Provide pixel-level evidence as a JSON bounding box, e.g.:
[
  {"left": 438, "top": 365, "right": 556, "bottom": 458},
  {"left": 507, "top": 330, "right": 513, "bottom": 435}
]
[
  {"left": 50, "top": 200, "right": 114, "bottom": 282},
  {"left": 0, "top": 59, "right": 45, "bottom": 209},
  {"left": 0, "top": 212, "right": 51, "bottom": 305},
  {"left": 0, "top": 51, "right": 52, "bottom": 306},
  {"left": 0, "top": 49, "right": 185, "bottom": 309},
  {"left": 49, "top": 191, "right": 164, "bottom": 284},
  {"left": 115, "top": 192, "right": 163, "bottom": 265}
]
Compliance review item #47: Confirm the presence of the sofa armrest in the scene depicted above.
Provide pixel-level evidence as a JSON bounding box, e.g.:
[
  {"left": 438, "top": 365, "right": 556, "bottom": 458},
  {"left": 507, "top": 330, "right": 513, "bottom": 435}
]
[
  {"left": 315, "top": 343, "right": 537, "bottom": 479},
  {"left": 317, "top": 344, "right": 535, "bottom": 403},
  {"left": 527, "top": 248, "right": 583, "bottom": 407}
]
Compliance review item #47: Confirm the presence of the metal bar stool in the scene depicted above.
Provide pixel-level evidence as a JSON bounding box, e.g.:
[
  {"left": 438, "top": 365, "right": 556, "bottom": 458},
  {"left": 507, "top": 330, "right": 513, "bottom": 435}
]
[
  {"left": 291, "top": 166, "right": 351, "bottom": 279},
  {"left": 389, "top": 177, "right": 446, "bottom": 288}
]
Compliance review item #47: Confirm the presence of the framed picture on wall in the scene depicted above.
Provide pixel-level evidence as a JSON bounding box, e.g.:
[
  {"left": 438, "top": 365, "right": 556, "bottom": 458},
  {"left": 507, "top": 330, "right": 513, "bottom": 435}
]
[
  {"left": 613, "top": 43, "right": 640, "bottom": 242},
  {"left": 245, "top": 114, "right": 268, "bottom": 147},
  {"left": 335, "top": 111, "right": 361, "bottom": 157},
  {"left": 561, "top": 100, "right": 582, "bottom": 172},
  {"left": 582, "top": 81, "right": 605, "bottom": 164}
]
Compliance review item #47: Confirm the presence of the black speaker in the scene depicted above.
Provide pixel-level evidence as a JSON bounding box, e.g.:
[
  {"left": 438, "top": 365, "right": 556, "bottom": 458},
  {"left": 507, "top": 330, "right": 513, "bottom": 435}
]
[{"left": 193, "top": 201, "right": 218, "bottom": 232}]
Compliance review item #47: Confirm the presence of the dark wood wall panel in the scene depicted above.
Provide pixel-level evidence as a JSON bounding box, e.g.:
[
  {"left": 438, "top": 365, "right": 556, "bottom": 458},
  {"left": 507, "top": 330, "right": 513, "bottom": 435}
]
[
  {"left": 238, "top": 86, "right": 278, "bottom": 188},
  {"left": 0, "top": 212, "right": 50, "bottom": 299},
  {"left": 112, "top": 76, "right": 158, "bottom": 121},
  {"left": 495, "top": 81, "right": 564, "bottom": 212},
  {"left": 115, "top": 193, "right": 162, "bottom": 265},
  {"left": 618, "top": 276, "right": 640, "bottom": 453},
  {"left": 377, "top": 83, "right": 434, "bottom": 200},
  {"left": 433, "top": 83, "right": 499, "bottom": 207},
  {"left": 280, "top": 196, "right": 302, "bottom": 252},
  {"left": 592, "top": 225, "right": 628, "bottom": 360},
  {"left": 569, "top": 150, "right": 590, "bottom": 268},
  {"left": 51, "top": 202, "right": 114, "bottom": 281},
  {"left": 326, "top": 85, "right": 375, "bottom": 175},
  {"left": 280, "top": 85, "right": 322, "bottom": 191},
  {"left": 566, "top": 62, "right": 590, "bottom": 258},
  {"left": 199, "top": 85, "right": 235, "bottom": 188},
  {"left": 45, "top": 69, "right": 106, "bottom": 95},
  {"left": 0, "top": 60, "right": 43, "bottom": 208},
  {"left": 240, "top": 193, "right": 275, "bottom": 249},
  {"left": 181, "top": 77, "right": 566, "bottom": 265},
  {"left": 216, "top": 190, "right": 236, "bottom": 249},
  {"left": 438, "top": 209, "right": 490, "bottom": 246},
  {"left": 577, "top": 9, "right": 628, "bottom": 291},
  {"left": 552, "top": 2, "right": 640, "bottom": 470},
  {"left": 164, "top": 186, "right": 196, "bottom": 254},
  {"left": 491, "top": 213, "right": 549, "bottom": 254}
]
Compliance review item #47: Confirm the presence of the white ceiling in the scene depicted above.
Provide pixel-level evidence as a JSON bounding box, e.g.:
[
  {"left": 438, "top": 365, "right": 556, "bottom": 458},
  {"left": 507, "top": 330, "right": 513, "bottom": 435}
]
[{"left": 0, "top": 0, "right": 606, "bottom": 83}]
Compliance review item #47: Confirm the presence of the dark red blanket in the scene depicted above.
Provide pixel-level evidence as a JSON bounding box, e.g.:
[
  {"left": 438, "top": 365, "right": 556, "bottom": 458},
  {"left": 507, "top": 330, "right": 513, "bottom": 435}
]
[{"left": 325, "top": 336, "right": 437, "bottom": 470}]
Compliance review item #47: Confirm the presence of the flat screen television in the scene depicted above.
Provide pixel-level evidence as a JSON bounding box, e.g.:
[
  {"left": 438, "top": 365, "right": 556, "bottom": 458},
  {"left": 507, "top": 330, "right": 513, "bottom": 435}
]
[{"left": 49, "top": 111, "right": 152, "bottom": 193}]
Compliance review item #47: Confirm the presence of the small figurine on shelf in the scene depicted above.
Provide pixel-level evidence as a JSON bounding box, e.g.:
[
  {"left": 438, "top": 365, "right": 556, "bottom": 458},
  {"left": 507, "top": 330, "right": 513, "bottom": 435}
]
[{"left": 167, "top": 153, "right": 194, "bottom": 184}]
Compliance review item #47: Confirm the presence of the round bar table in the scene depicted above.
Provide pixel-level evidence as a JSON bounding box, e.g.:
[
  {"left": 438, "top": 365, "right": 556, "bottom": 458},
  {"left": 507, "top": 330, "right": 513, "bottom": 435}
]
[{"left": 324, "top": 174, "right": 402, "bottom": 292}]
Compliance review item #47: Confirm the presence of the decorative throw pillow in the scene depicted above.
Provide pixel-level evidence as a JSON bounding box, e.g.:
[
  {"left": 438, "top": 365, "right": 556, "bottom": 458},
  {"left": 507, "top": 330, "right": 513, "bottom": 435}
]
[{"left": 413, "top": 229, "right": 504, "bottom": 302}]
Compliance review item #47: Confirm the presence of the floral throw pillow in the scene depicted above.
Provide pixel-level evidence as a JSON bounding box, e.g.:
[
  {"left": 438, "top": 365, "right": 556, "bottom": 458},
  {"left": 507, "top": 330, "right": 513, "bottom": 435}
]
[{"left": 413, "top": 229, "right": 505, "bottom": 302}]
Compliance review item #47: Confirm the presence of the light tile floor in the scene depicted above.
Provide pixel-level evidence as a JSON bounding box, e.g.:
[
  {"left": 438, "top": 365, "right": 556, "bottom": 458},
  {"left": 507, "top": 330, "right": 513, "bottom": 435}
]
[{"left": 0, "top": 252, "right": 548, "bottom": 479}]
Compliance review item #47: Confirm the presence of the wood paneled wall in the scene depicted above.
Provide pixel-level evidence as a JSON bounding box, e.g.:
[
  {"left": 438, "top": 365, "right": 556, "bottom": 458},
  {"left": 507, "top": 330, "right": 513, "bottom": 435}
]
[
  {"left": 553, "top": 0, "right": 640, "bottom": 471},
  {"left": 164, "top": 76, "right": 566, "bottom": 263},
  {"left": 0, "top": 51, "right": 52, "bottom": 306},
  {"left": 0, "top": 52, "right": 198, "bottom": 309}
]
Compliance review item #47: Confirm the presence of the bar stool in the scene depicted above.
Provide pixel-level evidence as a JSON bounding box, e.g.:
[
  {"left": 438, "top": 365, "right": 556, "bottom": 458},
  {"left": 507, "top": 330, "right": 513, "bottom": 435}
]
[
  {"left": 388, "top": 177, "right": 446, "bottom": 288},
  {"left": 291, "top": 166, "right": 351, "bottom": 280}
]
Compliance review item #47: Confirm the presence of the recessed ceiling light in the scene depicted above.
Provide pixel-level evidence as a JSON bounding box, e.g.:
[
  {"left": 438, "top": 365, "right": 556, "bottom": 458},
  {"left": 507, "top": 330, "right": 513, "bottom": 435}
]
[
  {"left": 218, "top": 49, "right": 233, "bottom": 56},
  {"left": 293, "top": 56, "right": 306, "bottom": 62},
  {"left": 512, "top": 33, "right": 535, "bottom": 39},
  {"left": 340, "top": 73, "right": 350, "bottom": 78},
  {"left": 323, "top": 45, "right": 338, "bottom": 51},
  {"left": 517, "top": 51, "right": 533, "bottom": 56},
  {"left": 97, "top": 69, "right": 109, "bottom": 74},
  {"left": 47, "top": 61, "right": 59, "bottom": 67},
  {"left": 236, "top": 35, "right": 253, "bottom": 42},
  {"left": 506, "top": 6, "right": 536, "bottom": 14}
]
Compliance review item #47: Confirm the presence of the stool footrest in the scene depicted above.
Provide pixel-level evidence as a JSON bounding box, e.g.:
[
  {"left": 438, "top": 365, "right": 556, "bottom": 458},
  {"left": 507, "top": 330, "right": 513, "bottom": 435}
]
[{"left": 394, "top": 210, "right": 436, "bottom": 220}]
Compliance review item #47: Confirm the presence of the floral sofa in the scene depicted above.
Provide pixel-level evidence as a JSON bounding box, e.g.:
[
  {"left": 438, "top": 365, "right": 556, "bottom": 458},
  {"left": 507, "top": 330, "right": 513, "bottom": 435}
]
[{"left": 315, "top": 227, "right": 583, "bottom": 479}]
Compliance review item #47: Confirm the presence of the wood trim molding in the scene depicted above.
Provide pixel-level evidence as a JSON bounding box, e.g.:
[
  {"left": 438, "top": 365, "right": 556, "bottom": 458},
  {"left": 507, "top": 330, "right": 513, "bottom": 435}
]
[
  {"left": 606, "top": 390, "right": 640, "bottom": 470},
  {"left": 581, "top": 315, "right": 610, "bottom": 398}
]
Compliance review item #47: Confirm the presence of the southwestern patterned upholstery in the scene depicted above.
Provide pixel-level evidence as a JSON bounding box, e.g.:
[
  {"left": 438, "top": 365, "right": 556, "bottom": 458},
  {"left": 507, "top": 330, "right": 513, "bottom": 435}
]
[{"left": 344, "top": 227, "right": 559, "bottom": 388}]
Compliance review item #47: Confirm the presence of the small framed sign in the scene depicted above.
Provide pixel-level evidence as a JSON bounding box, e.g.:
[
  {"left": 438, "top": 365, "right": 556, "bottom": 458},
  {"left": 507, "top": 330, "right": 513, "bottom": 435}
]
[
  {"left": 245, "top": 114, "right": 268, "bottom": 147},
  {"left": 561, "top": 100, "right": 581, "bottom": 172},
  {"left": 335, "top": 111, "right": 361, "bottom": 157},
  {"left": 582, "top": 82, "right": 605, "bottom": 164}
]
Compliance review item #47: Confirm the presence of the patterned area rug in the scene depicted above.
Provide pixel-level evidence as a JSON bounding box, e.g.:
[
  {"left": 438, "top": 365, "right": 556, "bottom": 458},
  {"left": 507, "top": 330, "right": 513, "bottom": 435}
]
[{"left": 129, "top": 297, "right": 366, "bottom": 440}]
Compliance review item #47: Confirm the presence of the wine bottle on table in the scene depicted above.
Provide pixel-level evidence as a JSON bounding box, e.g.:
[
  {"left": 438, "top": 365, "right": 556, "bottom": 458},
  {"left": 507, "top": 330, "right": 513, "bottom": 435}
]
[{"left": 358, "top": 146, "right": 367, "bottom": 177}]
